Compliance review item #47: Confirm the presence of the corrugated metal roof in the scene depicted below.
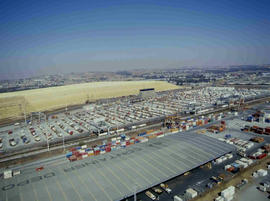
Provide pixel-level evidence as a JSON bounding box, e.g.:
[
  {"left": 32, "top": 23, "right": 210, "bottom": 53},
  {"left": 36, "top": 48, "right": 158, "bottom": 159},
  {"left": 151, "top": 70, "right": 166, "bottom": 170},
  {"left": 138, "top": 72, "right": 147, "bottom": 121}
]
[{"left": 0, "top": 133, "right": 235, "bottom": 201}]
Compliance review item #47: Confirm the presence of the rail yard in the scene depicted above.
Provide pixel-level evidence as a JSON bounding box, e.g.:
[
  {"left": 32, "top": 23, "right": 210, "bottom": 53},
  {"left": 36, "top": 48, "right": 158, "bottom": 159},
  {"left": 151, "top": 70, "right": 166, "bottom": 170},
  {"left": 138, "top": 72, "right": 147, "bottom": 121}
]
[{"left": 1, "top": 86, "right": 270, "bottom": 201}]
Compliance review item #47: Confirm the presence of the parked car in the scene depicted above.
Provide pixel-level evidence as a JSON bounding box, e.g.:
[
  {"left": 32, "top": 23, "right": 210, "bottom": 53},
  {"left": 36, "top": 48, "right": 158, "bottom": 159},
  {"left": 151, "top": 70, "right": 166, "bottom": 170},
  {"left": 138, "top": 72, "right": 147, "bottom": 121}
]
[
  {"left": 34, "top": 136, "right": 41, "bottom": 142},
  {"left": 21, "top": 135, "right": 30, "bottom": 144},
  {"left": 9, "top": 138, "right": 17, "bottom": 146}
]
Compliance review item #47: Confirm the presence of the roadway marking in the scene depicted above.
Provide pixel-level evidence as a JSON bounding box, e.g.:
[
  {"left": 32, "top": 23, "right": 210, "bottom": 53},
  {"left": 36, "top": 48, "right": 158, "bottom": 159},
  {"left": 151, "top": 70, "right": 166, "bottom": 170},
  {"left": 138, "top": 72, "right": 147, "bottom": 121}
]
[
  {"left": 31, "top": 182, "right": 40, "bottom": 201},
  {"left": 46, "top": 166, "right": 69, "bottom": 201},
  {"left": 5, "top": 186, "right": 8, "bottom": 201},
  {"left": 96, "top": 168, "right": 124, "bottom": 196},
  {"left": 84, "top": 169, "right": 113, "bottom": 201},
  {"left": 15, "top": 176, "right": 24, "bottom": 201},
  {"left": 72, "top": 168, "right": 98, "bottom": 201},
  {"left": 58, "top": 166, "right": 84, "bottom": 201},
  {"left": 39, "top": 171, "right": 53, "bottom": 201}
]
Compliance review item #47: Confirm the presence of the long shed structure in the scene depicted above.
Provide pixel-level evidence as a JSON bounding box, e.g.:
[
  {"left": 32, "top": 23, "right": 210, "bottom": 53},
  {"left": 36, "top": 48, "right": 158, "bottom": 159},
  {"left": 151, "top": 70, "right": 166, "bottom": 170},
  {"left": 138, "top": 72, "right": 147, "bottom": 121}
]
[{"left": 0, "top": 133, "right": 235, "bottom": 201}]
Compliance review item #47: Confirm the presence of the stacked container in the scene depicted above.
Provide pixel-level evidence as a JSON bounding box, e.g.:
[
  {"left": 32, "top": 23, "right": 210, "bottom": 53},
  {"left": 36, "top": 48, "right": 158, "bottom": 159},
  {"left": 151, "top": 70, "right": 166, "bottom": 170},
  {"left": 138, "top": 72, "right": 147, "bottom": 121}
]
[{"left": 221, "top": 186, "right": 235, "bottom": 201}]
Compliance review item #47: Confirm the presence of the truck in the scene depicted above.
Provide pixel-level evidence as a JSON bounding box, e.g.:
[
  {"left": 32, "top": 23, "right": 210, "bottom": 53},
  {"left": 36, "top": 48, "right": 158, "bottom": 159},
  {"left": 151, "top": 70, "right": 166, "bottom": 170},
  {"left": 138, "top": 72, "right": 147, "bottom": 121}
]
[
  {"left": 145, "top": 191, "right": 156, "bottom": 200},
  {"left": 160, "top": 183, "right": 172, "bottom": 193},
  {"left": 152, "top": 187, "right": 163, "bottom": 194}
]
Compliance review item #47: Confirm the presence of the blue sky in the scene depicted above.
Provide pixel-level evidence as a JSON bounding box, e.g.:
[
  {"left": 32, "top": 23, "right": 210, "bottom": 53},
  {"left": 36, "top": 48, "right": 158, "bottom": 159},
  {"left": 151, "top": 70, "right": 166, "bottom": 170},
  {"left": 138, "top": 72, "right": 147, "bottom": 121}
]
[{"left": 0, "top": 0, "right": 270, "bottom": 79}]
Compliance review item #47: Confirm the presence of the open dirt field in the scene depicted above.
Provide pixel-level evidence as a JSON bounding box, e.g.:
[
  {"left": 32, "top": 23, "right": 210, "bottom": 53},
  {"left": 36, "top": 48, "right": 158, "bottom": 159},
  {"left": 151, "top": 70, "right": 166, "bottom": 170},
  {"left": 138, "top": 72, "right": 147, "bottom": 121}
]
[{"left": 0, "top": 81, "right": 179, "bottom": 121}]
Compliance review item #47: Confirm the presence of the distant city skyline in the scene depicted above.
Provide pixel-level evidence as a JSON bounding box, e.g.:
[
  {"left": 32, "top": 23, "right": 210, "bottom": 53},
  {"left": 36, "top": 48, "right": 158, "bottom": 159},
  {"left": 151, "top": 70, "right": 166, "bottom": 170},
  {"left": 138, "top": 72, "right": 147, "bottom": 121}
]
[{"left": 0, "top": 0, "right": 270, "bottom": 80}]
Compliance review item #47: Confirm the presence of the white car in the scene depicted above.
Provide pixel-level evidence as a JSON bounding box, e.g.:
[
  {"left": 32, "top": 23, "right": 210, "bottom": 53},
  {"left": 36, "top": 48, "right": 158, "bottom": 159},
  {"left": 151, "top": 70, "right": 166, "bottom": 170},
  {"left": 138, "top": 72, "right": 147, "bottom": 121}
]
[
  {"left": 9, "top": 138, "right": 17, "bottom": 146},
  {"left": 34, "top": 136, "right": 41, "bottom": 142}
]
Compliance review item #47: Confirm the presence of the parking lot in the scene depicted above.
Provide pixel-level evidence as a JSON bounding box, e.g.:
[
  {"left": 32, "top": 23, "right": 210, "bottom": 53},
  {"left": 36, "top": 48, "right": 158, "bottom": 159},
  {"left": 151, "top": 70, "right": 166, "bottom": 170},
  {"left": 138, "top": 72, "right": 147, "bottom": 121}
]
[{"left": 0, "top": 87, "right": 269, "bottom": 154}]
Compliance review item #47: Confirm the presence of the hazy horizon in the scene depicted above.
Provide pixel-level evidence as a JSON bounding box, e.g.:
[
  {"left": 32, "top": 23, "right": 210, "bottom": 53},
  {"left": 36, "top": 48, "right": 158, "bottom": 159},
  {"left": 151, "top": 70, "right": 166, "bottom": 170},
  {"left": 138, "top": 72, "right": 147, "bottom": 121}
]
[{"left": 1, "top": 0, "right": 270, "bottom": 80}]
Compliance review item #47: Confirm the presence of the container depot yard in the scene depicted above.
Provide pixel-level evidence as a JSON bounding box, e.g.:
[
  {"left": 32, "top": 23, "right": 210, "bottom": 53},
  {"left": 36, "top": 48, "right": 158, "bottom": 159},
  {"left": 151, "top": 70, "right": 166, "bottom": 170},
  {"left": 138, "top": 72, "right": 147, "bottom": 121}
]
[
  {"left": 0, "top": 86, "right": 269, "bottom": 156},
  {"left": 1, "top": 86, "right": 270, "bottom": 201}
]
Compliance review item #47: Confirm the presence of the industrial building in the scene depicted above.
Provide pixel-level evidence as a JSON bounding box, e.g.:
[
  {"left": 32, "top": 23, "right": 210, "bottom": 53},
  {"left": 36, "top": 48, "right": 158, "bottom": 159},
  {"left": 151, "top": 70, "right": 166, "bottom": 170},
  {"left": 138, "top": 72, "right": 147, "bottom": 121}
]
[
  {"left": 0, "top": 133, "right": 235, "bottom": 201},
  {"left": 139, "top": 88, "right": 156, "bottom": 98}
]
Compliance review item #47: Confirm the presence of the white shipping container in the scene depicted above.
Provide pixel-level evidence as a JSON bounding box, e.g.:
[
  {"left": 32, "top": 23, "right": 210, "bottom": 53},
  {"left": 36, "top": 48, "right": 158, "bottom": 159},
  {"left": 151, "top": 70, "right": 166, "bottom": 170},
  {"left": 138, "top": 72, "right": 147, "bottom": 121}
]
[
  {"left": 215, "top": 196, "right": 225, "bottom": 201},
  {"left": 81, "top": 145, "right": 87, "bottom": 149},
  {"left": 13, "top": 170, "right": 20, "bottom": 176},
  {"left": 225, "top": 153, "right": 233, "bottom": 159},
  {"left": 174, "top": 196, "right": 183, "bottom": 201},
  {"left": 4, "top": 170, "right": 12, "bottom": 179},
  {"left": 215, "top": 158, "right": 223, "bottom": 164},
  {"left": 185, "top": 188, "right": 197, "bottom": 199},
  {"left": 223, "top": 195, "right": 234, "bottom": 201},
  {"left": 82, "top": 154, "right": 88, "bottom": 158},
  {"left": 141, "top": 138, "right": 149, "bottom": 143},
  {"left": 100, "top": 150, "right": 106, "bottom": 154},
  {"left": 257, "top": 169, "right": 268, "bottom": 176}
]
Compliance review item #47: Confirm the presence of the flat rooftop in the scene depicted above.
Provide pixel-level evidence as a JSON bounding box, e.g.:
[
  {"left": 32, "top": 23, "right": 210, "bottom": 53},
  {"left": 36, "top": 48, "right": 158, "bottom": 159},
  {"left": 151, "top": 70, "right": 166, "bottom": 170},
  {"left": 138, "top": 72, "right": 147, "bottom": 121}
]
[{"left": 0, "top": 133, "right": 235, "bottom": 201}]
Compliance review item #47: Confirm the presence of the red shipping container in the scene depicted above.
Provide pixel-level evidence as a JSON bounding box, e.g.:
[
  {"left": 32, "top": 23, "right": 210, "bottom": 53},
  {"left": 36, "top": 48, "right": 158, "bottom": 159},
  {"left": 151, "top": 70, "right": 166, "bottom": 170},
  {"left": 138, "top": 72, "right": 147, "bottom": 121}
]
[
  {"left": 227, "top": 167, "right": 234, "bottom": 172},
  {"left": 155, "top": 132, "right": 163, "bottom": 136},
  {"left": 77, "top": 156, "right": 82, "bottom": 160},
  {"left": 257, "top": 153, "right": 267, "bottom": 159},
  {"left": 69, "top": 155, "right": 77, "bottom": 162},
  {"left": 70, "top": 147, "right": 76, "bottom": 152}
]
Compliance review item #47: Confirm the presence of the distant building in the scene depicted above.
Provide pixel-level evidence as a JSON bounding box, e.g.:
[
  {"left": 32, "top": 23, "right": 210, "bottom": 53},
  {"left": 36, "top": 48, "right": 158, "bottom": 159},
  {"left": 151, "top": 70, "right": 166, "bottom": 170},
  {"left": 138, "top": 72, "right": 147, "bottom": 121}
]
[{"left": 139, "top": 88, "right": 156, "bottom": 98}]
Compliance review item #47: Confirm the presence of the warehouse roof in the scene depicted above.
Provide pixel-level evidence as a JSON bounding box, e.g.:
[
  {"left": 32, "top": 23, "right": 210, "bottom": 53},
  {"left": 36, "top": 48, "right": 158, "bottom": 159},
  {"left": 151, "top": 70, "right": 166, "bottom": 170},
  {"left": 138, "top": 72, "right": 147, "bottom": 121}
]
[{"left": 0, "top": 133, "right": 235, "bottom": 201}]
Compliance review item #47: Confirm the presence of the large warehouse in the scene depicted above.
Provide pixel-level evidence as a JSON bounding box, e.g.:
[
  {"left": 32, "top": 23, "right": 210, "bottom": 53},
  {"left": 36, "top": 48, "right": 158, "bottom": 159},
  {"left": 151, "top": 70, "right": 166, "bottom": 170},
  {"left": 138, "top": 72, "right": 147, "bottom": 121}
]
[{"left": 0, "top": 133, "right": 235, "bottom": 201}]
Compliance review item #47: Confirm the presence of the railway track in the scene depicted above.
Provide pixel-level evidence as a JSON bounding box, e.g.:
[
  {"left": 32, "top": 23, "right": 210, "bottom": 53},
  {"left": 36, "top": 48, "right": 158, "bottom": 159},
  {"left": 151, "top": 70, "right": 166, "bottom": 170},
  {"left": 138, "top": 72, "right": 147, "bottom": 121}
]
[{"left": 1, "top": 95, "right": 270, "bottom": 167}]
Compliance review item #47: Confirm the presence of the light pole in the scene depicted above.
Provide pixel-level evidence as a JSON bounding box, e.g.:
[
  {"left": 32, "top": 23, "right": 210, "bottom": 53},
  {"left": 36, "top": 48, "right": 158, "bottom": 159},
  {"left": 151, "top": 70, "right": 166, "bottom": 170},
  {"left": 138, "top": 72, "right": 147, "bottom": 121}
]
[
  {"left": 46, "top": 132, "right": 49, "bottom": 151},
  {"left": 62, "top": 134, "right": 65, "bottom": 152},
  {"left": 133, "top": 185, "right": 137, "bottom": 201},
  {"left": 45, "top": 114, "right": 49, "bottom": 151}
]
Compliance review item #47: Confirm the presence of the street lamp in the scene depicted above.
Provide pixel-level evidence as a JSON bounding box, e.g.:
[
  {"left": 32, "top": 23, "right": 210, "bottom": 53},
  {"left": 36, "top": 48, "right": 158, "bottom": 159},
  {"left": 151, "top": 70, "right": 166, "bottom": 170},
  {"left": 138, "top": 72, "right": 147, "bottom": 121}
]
[{"left": 62, "top": 134, "right": 65, "bottom": 152}]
